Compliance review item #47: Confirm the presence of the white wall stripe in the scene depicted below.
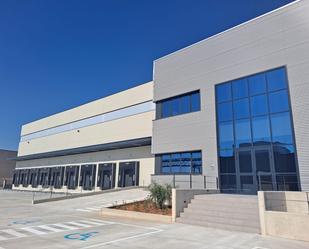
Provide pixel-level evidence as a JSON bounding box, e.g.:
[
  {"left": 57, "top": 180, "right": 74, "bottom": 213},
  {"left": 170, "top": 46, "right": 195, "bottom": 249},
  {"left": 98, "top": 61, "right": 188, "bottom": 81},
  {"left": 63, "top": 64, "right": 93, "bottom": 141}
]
[{"left": 21, "top": 101, "right": 155, "bottom": 142}]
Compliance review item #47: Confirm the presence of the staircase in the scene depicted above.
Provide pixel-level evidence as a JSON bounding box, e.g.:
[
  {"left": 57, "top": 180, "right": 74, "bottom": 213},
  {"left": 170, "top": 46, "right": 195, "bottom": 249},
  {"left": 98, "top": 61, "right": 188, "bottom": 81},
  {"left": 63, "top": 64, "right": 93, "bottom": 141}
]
[{"left": 177, "top": 194, "right": 260, "bottom": 234}]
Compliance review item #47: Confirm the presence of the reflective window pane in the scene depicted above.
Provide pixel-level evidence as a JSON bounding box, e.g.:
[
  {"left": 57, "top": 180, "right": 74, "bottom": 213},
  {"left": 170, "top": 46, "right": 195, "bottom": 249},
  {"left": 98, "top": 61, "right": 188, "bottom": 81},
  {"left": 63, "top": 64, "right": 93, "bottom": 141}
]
[
  {"left": 180, "top": 95, "right": 190, "bottom": 114},
  {"left": 273, "top": 145, "right": 297, "bottom": 173},
  {"left": 276, "top": 174, "right": 299, "bottom": 191},
  {"left": 269, "top": 90, "right": 289, "bottom": 113},
  {"left": 240, "top": 176, "right": 255, "bottom": 193},
  {"left": 192, "top": 152, "right": 202, "bottom": 174},
  {"left": 255, "top": 149, "right": 271, "bottom": 172},
  {"left": 220, "top": 174, "right": 236, "bottom": 192},
  {"left": 235, "top": 119, "right": 251, "bottom": 147},
  {"left": 216, "top": 83, "right": 232, "bottom": 103},
  {"left": 239, "top": 150, "right": 252, "bottom": 173},
  {"left": 252, "top": 116, "right": 271, "bottom": 144},
  {"left": 191, "top": 92, "right": 201, "bottom": 112},
  {"left": 218, "top": 102, "right": 233, "bottom": 122},
  {"left": 233, "top": 98, "right": 249, "bottom": 119},
  {"left": 181, "top": 153, "right": 191, "bottom": 173},
  {"left": 162, "top": 101, "right": 170, "bottom": 118},
  {"left": 271, "top": 112, "right": 294, "bottom": 144},
  {"left": 251, "top": 94, "right": 268, "bottom": 116},
  {"left": 218, "top": 121, "right": 234, "bottom": 149},
  {"left": 267, "top": 68, "right": 287, "bottom": 92},
  {"left": 219, "top": 149, "right": 235, "bottom": 173},
  {"left": 232, "top": 78, "right": 248, "bottom": 99},
  {"left": 171, "top": 153, "right": 181, "bottom": 173},
  {"left": 248, "top": 73, "right": 267, "bottom": 95},
  {"left": 171, "top": 98, "right": 180, "bottom": 116}
]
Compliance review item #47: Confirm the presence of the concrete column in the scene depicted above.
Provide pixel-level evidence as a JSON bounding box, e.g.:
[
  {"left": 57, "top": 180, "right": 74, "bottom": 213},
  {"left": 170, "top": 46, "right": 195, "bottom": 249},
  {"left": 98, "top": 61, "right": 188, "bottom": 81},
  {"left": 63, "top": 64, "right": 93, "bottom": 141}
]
[{"left": 258, "top": 191, "right": 266, "bottom": 235}]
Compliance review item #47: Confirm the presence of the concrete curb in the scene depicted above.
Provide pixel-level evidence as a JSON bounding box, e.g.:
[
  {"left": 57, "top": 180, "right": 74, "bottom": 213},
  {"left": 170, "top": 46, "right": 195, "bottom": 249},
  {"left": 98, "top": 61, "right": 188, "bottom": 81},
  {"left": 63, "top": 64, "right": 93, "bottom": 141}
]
[
  {"left": 101, "top": 207, "right": 172, "bottom": 223},
  {"left": 32, "top": 186, "right": 145, "bottom": 204}
]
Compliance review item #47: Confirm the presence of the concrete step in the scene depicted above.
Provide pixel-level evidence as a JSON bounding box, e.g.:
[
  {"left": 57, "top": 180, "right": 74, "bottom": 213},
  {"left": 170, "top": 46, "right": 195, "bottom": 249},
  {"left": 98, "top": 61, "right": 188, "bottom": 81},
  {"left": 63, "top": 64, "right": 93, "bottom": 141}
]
[
  {"left": 179, "top": 211, "right": 260, "bottom": 228},
  {"left": 194, "top": 194, "right": 258, "bottom": 203},
  {"left": 189, "top": 199, "right": 259, "bottom": 210},
  {"left": 182, "top": 207, "right": 259, "bottom": 220},
  {"left": 177, "top": 217, "right": 260, "bottom": 234}
]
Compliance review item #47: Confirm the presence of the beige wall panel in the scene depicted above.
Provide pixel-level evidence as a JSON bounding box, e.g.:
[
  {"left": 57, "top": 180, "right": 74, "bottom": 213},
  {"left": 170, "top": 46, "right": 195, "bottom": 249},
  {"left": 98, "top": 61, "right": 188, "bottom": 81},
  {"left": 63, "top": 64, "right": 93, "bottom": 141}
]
[
  {"left": 21, "top": 82, "right": 153, "bottom": 136},
  {"left": 19, "top": 111, "right": 154, "bottom": 156}
]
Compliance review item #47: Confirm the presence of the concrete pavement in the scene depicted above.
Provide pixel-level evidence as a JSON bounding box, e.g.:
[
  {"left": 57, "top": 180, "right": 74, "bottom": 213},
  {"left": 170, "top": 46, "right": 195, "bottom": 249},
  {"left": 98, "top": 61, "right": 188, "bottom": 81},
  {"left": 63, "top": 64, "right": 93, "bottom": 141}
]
[{"left": 0, "top": 189, "right": 308, "bottom": 249}]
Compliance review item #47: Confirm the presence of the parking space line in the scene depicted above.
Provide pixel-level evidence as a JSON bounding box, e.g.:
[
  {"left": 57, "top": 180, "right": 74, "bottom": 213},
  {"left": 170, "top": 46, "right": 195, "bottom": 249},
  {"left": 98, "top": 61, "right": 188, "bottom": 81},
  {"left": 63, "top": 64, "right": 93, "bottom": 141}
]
[
  {"left": 51, "top": 223, "right": 82, "bottom": 230},
  {"left": 0, "top": 234, "right": 7, "bottom": 241},
  {"left": 66, "top": 221, "right": 92, "bottom": 228},
  {"left": 37, "top": 225, "right": 64, "bottom": 232},
  {"left": 21, "top": 227, "right": 47, "bottom": 235},
  {"left": 1, "top": 229, "right": 26, "bottom": 238},
  {"left": 78, "top": 220, "right": 108, "bottom": 226},
  {"left": 81, "top": 229, "right": 163, "bottom": 249}
]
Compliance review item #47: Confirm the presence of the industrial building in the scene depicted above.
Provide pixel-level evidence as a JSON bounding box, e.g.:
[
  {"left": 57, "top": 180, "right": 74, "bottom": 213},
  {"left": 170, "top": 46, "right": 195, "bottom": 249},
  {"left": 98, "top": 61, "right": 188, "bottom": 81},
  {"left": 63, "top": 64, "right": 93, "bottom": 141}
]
[{"left": 13, "top": 0, "right": 309, "bottom": 194}]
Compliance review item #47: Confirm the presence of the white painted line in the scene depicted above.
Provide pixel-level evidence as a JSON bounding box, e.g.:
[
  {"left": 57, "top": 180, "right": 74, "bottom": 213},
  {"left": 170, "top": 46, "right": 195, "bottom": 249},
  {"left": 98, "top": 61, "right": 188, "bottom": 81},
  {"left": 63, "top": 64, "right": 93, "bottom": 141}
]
[
  {"left": 52, "top": 223, "right": 78, "bottom": 230},
  {"left": 21, "top": 227, "right": 47, "bottom": 235},
  {"left": 76, "top": 209, "right": 92, "bottom": 212},
  {"left": 252, "top": 247, "right": 270, "bottom": 249},
  {"left": 86, "top": 208, "right": 101, "bottom": 211},
  {"left": 87, "top": 218, "right": 115, "bottom": 225},
  {"left": 78, "top": 220, "right": 108, "bottom": 226},
  {"left": 66, "top": 221, "right": 92, "bottom": 228},
  {"left": 81, "top": 229, "right": 163, "bottom": 249},
  {"left": 0, "top": 246, "right": 6, "bottom": 249},
  {"left": 37, "top": 225, "right": 64, "bottom": 233},
  {"left": 1, "top": 229, "right": 26, "bottom": 238},
  {"left": 0, "top": 234, "right": 8, "bottom": 241}
]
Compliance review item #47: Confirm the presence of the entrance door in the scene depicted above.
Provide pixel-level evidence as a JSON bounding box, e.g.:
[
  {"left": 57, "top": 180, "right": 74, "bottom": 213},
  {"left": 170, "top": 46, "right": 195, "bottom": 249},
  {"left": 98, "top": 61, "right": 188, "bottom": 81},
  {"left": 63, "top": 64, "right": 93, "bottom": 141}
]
[
  {"left": 236, "top": 146, "right": 276, "bottom": 194},
  {"left": 80, "top": 164, "right": 96, "bottom": 190},
  {"left": 97, "top": 163, "right": 116, "bottom": 190},
  {"left": 118, "top": 162, "right": 139, "bottom": 188},
  {"left": 254, "top": 147, "right": 276, "bottom": 191}
]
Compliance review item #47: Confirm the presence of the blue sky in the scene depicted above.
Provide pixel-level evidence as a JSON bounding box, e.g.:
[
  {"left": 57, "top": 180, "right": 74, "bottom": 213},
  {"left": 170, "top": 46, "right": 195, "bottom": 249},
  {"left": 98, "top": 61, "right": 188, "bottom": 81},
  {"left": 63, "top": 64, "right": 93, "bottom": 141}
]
[{"left": 0, "top": 0, "right": 294, "bottom": 150}]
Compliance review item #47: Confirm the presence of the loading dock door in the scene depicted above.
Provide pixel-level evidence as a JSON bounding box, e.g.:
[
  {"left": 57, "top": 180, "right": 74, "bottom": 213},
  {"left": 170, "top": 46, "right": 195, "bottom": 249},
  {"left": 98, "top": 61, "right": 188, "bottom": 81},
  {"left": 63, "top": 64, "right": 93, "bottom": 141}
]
[
  {"left": 97, "top": 163, "right": 116, "bottom": 190},
  {"left": 13, "top": 170, "right": 20, "bottom": 187},
  {"left": 118, "top": 162, "right": 139, "bottom": 188},
  {"left": 50, "top": 167, "right": 64, "bottom": 189},
  {"left": 39, "top": 168, "right": 51, "bottom": 188},
  {"left": 80, "top": 164, "right": 96, "bottom": 190},
  {"left": 29, "top": 168, "right": 39, "bottom": 188},
  {"left": 65, "top": 166, "right": 79, "bottom": 190}
]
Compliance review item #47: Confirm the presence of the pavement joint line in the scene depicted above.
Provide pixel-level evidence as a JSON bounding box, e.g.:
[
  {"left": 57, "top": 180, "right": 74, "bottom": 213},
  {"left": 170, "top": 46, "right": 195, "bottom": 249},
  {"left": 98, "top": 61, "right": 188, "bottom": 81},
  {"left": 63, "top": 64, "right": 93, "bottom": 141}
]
[{"left": 81, "top": 229, "right": 163, "bottom": 249}]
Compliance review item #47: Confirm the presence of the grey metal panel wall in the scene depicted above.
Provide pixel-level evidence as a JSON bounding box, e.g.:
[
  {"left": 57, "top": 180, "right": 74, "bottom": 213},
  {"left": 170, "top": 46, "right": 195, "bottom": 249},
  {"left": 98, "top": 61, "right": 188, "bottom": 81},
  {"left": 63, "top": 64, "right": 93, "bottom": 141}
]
[{"left": 152, "top": 0, "right": 309, "bottom": 190}]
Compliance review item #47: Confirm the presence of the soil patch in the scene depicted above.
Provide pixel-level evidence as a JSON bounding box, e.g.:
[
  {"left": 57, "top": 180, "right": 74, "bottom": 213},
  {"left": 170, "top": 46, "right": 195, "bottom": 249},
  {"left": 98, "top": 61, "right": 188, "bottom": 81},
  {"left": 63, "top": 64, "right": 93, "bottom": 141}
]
[{"left": 111, "top": 200, "right": 172, "bottom": 216}]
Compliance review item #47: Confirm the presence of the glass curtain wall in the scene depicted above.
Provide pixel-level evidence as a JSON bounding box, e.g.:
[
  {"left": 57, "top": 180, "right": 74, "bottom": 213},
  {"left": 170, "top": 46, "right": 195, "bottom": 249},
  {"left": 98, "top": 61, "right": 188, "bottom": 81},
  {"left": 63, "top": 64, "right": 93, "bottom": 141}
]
[{"left": 215, "top": 67, "right": 299, "bottom": 193}]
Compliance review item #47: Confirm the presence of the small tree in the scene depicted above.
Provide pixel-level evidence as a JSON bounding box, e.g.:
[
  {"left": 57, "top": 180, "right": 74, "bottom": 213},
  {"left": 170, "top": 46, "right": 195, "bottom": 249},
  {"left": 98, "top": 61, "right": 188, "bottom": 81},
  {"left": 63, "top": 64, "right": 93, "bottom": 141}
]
[{"left": 148, "top": 182, "right": 172, "bottom": 209}]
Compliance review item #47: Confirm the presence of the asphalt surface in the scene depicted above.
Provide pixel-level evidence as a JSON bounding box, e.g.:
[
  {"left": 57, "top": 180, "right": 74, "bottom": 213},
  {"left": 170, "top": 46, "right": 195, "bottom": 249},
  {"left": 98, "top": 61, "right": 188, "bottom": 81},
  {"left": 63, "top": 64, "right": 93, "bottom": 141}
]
[{"left": 0, "top": 189, "right": 308, "bottom": 249}]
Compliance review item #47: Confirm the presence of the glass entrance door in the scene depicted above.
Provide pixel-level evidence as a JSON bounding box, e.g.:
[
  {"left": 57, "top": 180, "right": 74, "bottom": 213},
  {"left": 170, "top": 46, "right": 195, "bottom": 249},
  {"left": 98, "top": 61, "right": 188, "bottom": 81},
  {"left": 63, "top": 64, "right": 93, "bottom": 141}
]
[
  {"left": 254, "top": 147, "right": 276, "bottom": 191},
  {"left": 236, "top": 146, "right": 276, "bottom": 194}
]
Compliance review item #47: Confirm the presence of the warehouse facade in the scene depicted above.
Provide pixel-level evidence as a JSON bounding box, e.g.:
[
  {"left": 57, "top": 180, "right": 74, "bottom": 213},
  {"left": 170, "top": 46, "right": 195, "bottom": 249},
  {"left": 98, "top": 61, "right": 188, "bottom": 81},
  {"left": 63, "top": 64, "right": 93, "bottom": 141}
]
[
  {"left": 13, "top": 0, "right": 309, "bottom": 194},
  {"left": 13, "top": 82, "right": 155, "bottom": 192}
]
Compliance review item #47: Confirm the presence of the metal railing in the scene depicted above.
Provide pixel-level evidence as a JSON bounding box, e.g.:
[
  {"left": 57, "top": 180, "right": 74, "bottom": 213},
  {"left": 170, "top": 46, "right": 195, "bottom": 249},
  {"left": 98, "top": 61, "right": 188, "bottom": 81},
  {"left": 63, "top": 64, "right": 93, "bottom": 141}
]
[{"left": 151, "top": 174, "right": 218, "bottom": 190}]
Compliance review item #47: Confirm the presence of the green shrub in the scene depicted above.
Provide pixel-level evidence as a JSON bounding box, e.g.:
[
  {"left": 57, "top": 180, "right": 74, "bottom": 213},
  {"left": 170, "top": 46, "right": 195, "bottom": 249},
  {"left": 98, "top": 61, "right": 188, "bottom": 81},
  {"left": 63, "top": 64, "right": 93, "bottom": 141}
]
[{"left": 148, "top": 182, "right": 172, "bottom": 209}]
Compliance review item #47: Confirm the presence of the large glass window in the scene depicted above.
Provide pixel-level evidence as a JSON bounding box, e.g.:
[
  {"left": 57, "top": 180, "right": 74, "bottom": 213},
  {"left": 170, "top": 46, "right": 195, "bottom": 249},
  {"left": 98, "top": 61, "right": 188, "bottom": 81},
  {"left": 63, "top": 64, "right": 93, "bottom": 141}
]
[
  {"left": 216, "top": 83, "right": 232, "bottom": 102},
  {"left": 157, "top": 91, "right": 200, "bottom": 119},
  {"left": 160, "top": 151, "right": 202, "bottom": 174},
  {"left": 217, "top": 102, "right": 233, "bottom": 122},
  {"left": 250, "top": 94, "right": 268, "bottom": 116},
  {"left": 215, "top": 67, "right": 299, "bottom": 193}
]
